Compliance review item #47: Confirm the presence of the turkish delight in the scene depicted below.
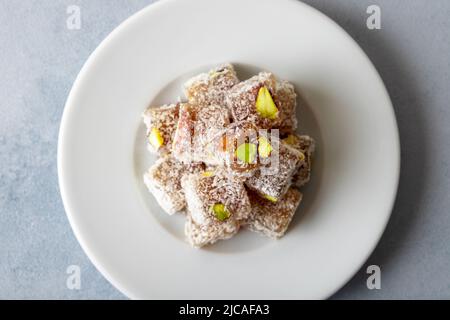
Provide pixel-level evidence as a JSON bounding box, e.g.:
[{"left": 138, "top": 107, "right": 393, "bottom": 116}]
[
  {"left": 171, "top": 103, "right": 230, "bottom": 165},
  {"left": 182, "top": 169, "right": 251, "bottom": 226},
  {"left": 140, "top": 63, "right": 315, "bottom": 248},
  {"left": 246, "top": 188, "right": 303, "bottom": 239},
  {"left": 245, "top": 138, "right": 304, "bottom": 202},
  {"left": 185, "top": 215, "right": 240, "bottom": 248},
  {"left": 183, "top": 63, "right": 239, "bottom": 106},
  {"left": 182, "top": 169, "right": 251, "bottom": 247},
  {"left": 143, "top": 156, "right": 204, "bottom": 215},
  {"left": 142, "top": 103, "right": 179, "bottom": 154},
  {"left": 226, "top": 72, "right": 297, "bottom": 131},
  {"left": 283, "top": 134, "right": 315, "bottom": 187}
]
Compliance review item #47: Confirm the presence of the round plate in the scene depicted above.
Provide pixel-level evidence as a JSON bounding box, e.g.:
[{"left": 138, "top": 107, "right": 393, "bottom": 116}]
[{"left": 58, "top": 0, "right": 400, "bottom": 299}]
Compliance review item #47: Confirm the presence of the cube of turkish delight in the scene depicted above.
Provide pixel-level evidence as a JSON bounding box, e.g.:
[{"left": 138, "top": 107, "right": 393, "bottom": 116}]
[
  {"left": 143, "top": 156, "right": 204, "bottom": 215},
  {"left": 182, "top": 169, "right": 251, "bottom": 225},
  {"left": 183, "top": 63, "right": 239, "bottom": 106},
  {"left": 185, "top": 215, "right": 240, "bottom": 248},
  {"left": 142, "top": 103, "right": 179, "bottom": 154},
  {"left": 226, "top": 72, "right": 277, "bottom": 128},
  {"left": 245, "top": 138, "right": 304, "bottom": 202},
  {"left": 226, "top": 72, "right": 297, "bottom": 130},
  {"left": 245, "top": 188, "right": 303, "bottom": 239},
  {"left": 283, "top": 134, "right": 315, "bottom": 187},
  {"left": 171, "top": 103, "right": 230, "bottom": 165},
  {"left": 182, "top": 169, "right": 251, "bottom": 247}
]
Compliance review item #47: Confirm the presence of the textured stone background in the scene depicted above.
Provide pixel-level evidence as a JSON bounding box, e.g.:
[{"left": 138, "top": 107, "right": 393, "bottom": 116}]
[{"left": 1, "top": 0, "right": 449, "bottom": 299}]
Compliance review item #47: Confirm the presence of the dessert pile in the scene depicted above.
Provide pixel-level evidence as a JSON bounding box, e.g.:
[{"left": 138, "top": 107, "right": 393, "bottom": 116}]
[{"left": 142, "top": 64, "right": 315, "bottom": 248}]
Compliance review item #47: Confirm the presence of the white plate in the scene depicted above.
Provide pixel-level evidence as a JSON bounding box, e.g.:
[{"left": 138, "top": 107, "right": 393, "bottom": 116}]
[{"left": 58, "top": 0, "right": 400, "bottom": 299}]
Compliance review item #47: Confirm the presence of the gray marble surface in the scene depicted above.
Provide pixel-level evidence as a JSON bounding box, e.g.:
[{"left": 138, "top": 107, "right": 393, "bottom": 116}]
[{"left": 1, "top": 0, "right": 449, "bottom": 299}]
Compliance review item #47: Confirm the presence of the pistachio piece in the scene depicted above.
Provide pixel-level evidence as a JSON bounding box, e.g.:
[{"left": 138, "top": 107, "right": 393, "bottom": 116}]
[
  {"left": 298, "top": 151, "right": 306, "bottom": 162},
  {"left": 283, "top": 134, "right": 296, "bottom": 145},
  {"left": 255, "top": 86, "right": 279, "bottom": 120},
  {"left": 211, "top": 203, "right": 230, "bottom": 221},
  {"left": 263, "top": 194, "right": 278, "bottom": 203},
  {"left": 235, "top": 143, "right": 257, "bottom": 164},
  {"left": 202, "top": 171, "right": 214, "bottom": 177},
  {"left": 149, "top": 127, "right": 164, "bottom": 149},
  {"left": 258, "top": 136, "right": 273, "bottom": 158}
]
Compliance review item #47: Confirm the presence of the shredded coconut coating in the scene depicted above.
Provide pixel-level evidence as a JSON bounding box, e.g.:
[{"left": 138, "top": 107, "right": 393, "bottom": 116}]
[
  {"left": 227, "top": 73, "right": 298, "bottom": 131},
  {"left": 185, "top": 214, "right": 240, "bottom": 248},
  {"left": 182, "top": 169, "right": 251, "bottom": 226},
  {"left": 285, "top": 135, "right": 315, "bottom": 187},
  {"left": 245, "top": 140, "right": 303, "bottom": 200},
  {"left": 142, "top": 103, "right": 180, "bottom": 154},
  {"left": 245, "top": 188, "right": 303, "bottom": 239},
  {"left": 275, "top": 81, "right": 298, "bottom": 134},
  {"left": 183, "top": 63, "right": 239, "bottom": 106},
  {"left": 226, "top": 72, "right": 280, "bottom": 129},
  {"left": 172, "top": 103, "right": 230, "bottom": 165},
  {"left": 141, "top": 63, "right": 315, "bottom": 247},
  {"left": 143, "top": 156, "right": 204, "bottom": 215}
]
